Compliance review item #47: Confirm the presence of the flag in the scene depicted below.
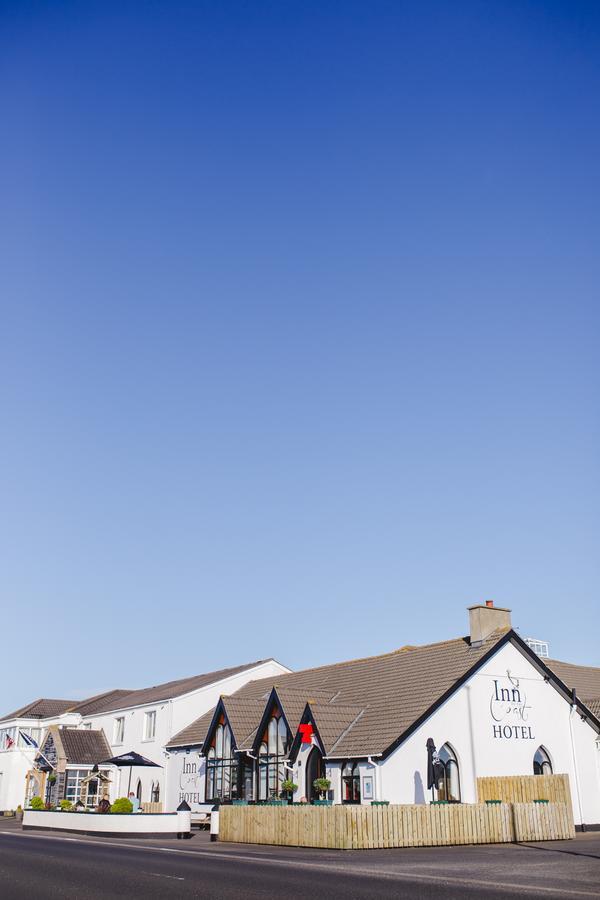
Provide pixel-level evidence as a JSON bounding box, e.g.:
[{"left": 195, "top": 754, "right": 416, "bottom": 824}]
[
  {"left": 5, "top": 734, "right": 14, "bottom": 749},
  {"left": 19, "top": 731, "right": 39, "bottom": 749}
]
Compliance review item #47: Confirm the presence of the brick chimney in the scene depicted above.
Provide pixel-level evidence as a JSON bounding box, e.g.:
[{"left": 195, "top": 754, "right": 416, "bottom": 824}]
[{"left": 468, "top": 601, "right": 511, "bottom": 646}]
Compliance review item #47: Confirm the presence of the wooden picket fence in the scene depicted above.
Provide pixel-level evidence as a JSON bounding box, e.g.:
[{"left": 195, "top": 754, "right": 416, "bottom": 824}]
[
  {"left": 141, "top": 801, "right": 163, "bottom": 813},
  {"left": 476, "top": 773, "right": 573, "bottom": 821},
  {"left": 219, "top": 800, "right": 573, "bottom": 849}
]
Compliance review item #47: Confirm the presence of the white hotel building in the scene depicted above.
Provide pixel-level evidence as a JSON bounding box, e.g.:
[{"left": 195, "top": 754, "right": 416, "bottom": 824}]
[{"left": 1, "top": 603, "right": 599, "bottom": 829}]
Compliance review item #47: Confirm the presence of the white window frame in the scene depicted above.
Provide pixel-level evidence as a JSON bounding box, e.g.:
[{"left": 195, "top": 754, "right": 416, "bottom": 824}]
[
  {"left": 143, "top": 710, "right": 157, "bottom": 742},
  {"left": 113, "top": 717, "right": 125, "bottom": 745}
]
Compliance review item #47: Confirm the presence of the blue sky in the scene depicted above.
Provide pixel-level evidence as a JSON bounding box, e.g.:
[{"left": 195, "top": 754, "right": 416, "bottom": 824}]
[{"left": 1, "top": 1, "right": 598, "bottom": 713}]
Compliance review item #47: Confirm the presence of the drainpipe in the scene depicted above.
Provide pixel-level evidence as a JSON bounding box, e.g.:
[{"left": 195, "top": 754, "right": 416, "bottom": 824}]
[{"left": 568, "top": 689, "right": 585, "bottom": 832}]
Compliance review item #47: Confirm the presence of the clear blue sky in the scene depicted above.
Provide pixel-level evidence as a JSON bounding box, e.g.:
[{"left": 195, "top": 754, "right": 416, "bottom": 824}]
[{"left": 1, "top": 1, "right": 598, "bottom": 713}]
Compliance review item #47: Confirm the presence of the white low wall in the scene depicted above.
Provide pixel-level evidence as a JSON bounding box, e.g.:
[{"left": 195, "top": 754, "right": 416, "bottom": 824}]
[{"left": 23, "top": 809, "right": 191, "bottom": 838}]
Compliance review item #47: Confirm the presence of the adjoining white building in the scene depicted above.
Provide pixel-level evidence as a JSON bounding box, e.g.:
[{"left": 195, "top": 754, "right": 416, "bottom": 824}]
[
  {"left": 0, "top": 659, "right": 289, "bottom": 812},
  {"left": 0, "top": 700, "right": 83, "bottom": 812},
  {"left": 168, "top": 603, "right": 600, "bottom": 828}
]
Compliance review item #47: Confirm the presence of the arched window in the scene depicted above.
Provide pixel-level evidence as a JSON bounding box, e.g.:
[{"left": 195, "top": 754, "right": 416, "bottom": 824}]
[
  {"left": 206, "top": 747, "right": 216, "bottom": 799},
  {"left": 533, "top": 746, "right": 552, "bottom": 775},
  {"left": 342, "top": 761, "right": 360, "bottom": 803},
  {"left": 151, "top": 781, "right": 160, "bottom": 803},
  {"left": 205, "top": 722, "right": 238, "bottom": 802},
  {"left": 258, "top": 713, "right": 289, "bottom": 800},
  {"left": 437, "top": 743, "right": 461, "bottom": 802},
  {"left": 136, "top": 779, "right": 142, "bottom": 802}
]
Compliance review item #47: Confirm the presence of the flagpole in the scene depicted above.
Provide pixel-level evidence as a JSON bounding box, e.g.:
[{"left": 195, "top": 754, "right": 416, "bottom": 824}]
[{"left": 18, "top": 731, "right": 57, "bottom": 772}]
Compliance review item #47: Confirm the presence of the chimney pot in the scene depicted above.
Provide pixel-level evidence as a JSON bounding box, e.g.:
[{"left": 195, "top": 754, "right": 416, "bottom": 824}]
[{"left": 485, "top": 600, "right": 494, "bottom": 608}]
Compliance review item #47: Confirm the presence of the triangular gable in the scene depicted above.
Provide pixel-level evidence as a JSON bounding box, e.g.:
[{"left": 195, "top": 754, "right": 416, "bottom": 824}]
[
  {"left": 288, "top": 703, "right": 326, "bottom": 761},
  {"left": 35, "top": 727, "right": 63, "bottom": 771},
  {"left": 251, "top": 687, "right": 296, "bottom": 755},
  {"left": 199, "top": 697, "right": 236, "bottom": 757},
  {"left": 377, "top": 629, "right": 600, "bottom": 761}
]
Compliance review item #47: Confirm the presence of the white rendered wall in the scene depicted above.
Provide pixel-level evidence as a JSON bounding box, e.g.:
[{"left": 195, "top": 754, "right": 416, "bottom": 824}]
[
  {"left": 85, "top": 659, "right": 290, "bottom": 805},
  {"left": 23, "top": 809, "right": 192, "bottom": 835},
  {"left": 378, "top": 641, "right": 600, "bottom": 825},
  {"left": 165, "top": 748, "right": 206, "bottom": 813}
]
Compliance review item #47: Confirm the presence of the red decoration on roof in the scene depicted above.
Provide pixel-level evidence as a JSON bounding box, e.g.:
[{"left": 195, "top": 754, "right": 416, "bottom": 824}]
[{"left": 299, "top": 724, "right": 313, "bottom": 744}]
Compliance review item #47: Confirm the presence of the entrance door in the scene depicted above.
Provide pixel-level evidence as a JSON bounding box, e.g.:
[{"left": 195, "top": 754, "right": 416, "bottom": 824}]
[{"left": 305, "top": 747, "right": 325, "bottom": 802}]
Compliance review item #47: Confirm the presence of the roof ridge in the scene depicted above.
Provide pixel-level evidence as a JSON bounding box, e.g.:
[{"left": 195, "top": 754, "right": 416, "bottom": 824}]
[
  {"left": 548, "top": 657, "right": 600, "bottom": 673},
  {"left": 265, "top": 634, "right": 478, "bottom": 680}
]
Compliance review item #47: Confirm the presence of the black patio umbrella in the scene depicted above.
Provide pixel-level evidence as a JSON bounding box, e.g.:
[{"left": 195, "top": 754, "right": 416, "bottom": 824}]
[
  {"left": 426, "top": 738, "right": 443, "bottom": 800},
  {"left": 100, "top": 750, "right": 162, "bottom": 797}
]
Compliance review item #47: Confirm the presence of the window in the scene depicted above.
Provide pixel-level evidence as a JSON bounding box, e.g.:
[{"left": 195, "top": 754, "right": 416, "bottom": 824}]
[
  {"left": 437, "top": 743, "right": 461, "bottom": 802},
  {"left": 342, "top": 761, "right": 361, "bottom": 803},
  {"left": 258, "top": 714, "right": 289, "bottom": 800},
  {"left": 113, "top": 717, "right": 125, "bottom": 744},
  {"left": 144, "top": 711, "right": 156, "bottom": 741},
  {"left": 151, "top": 781, "right": 160, "bottom": 803},
  {"left": 0, "top": 727, "right": 16, "bottom": 749},
  {"left": 65, "top": 769, "right": 89, "bottom": 804},
  {"left": 206, "top": 723, "right": 238, "bottom": 802},
  {"left": 533, "top": 746, "right": 552, "bottom": 775}
]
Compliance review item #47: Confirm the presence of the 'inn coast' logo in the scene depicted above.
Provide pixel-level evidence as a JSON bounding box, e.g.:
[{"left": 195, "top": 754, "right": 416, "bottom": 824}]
[
  {"left": 490, "top": 678, "right": 535, "bottom": 740},
  {"left": 178, "top": 756, "right": 202, "bottom": 805}
]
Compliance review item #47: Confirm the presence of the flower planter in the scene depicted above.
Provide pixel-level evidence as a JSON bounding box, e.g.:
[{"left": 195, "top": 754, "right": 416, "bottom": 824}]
[
  {"left": 232, "top": 800, "right": 248, "bottom": 806},
  {"left": 313, "top": 800, "right": 332, "bottom": 806},
  {"left": 266, "top": 799, "right": 286, "bottom": 806},
  {"left": 430, "top": 800, "right": 449, "bottom": 805},
  {"left": 533, "top": 799, "right": 549, "bottom": 804},
  {"left": 485, "top": 800, "right": 502, "bottom": 805},
  {"left": 371, "top": 801, "right": 389, "bottom": 806}
]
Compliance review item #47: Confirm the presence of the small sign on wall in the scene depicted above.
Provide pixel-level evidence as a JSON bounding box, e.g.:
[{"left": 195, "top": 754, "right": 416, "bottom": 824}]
[{"left": 362, "top": 776, "right": 373, "bottom": 801}]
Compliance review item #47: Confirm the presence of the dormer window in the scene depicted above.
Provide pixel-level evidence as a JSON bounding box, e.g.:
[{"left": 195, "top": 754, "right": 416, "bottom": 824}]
[{"left": 258, "top": 712, "right": 289, "bottom": 800}]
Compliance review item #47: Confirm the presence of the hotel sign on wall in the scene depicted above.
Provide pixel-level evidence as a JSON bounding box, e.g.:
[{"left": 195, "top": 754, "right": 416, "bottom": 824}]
[{"left": 490, "top": 678, "right": 535, "bottom": 740}]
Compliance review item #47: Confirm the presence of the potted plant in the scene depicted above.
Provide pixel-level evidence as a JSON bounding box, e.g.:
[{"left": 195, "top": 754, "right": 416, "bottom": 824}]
[
  {"left": 280, "top": 779, "right": 298, "bottom": 804},
  {"left": 313, "top": 777, "right": 332, "bottom": 805},
  {"left": 29, "top": 796, "right": 44, "bottom": 810},
  {"left": 47, "top": 774, "right": 57, "bottom": 785},
  {"left": 59, "top": 800, "right": 73, "bottom": 812}
]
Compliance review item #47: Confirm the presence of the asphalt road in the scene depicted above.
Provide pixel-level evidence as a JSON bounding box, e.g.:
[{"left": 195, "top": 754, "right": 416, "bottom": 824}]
[{"left": 0, "top": 818, "right": 599, "bottom": 899}]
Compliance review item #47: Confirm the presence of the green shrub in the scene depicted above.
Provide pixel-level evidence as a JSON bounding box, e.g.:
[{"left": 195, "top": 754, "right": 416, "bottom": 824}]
[
  {"left": 111, "top": 797, "right": 133, "bottom": 814},
  {"left": 59, "top": 800, "right": 73, "bottom": 811},
  {"left": 29, "top": 796, "right": 44, "bottom": 810}
]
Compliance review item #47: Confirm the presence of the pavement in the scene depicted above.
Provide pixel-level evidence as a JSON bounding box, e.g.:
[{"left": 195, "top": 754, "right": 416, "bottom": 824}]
[{"left": 0, "top": 815, "right": 599, "bottom": 898}]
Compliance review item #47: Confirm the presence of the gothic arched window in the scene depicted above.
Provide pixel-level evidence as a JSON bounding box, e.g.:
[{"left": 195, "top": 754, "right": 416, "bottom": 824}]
[
  {"left": 205, "top": 722, "right": 238, "bottom": 802},
  {"left": 437, "top": 743, "right": 461, "bottom": 802},
  {"left": 533, "top": 746, "right": 552, "bottom": 776},
  {"left": 258, "top": 713, "right": 289, "bottom": 800}
]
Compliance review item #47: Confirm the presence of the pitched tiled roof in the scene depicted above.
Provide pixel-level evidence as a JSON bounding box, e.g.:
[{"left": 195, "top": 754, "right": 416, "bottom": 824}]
[
  {"left": 310, "top": 703, "right": 365, "bottom": 754},
  {"left": 169, "top": 629, "right": 509, "bottom": 756},
  {"left": 584, "top": 698, "right": 600, "bottom": 719},
  {"left": 0, "top": 698, "right": 76, "bottom": 723},
  {"left": 58, "top": 729, "right": 112, "bottom": 765},
  {"left": 168, "top": 678, "right": 275, "bottom": 748},
  {"left": 68, "top": 690, "right": 133, "bottom": 716},
  {"left": 546, "top": 659, "right": 600, "bottom": 705},
  {"left": 82, "top": 660, "right": 274, "bottom": 714}
]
